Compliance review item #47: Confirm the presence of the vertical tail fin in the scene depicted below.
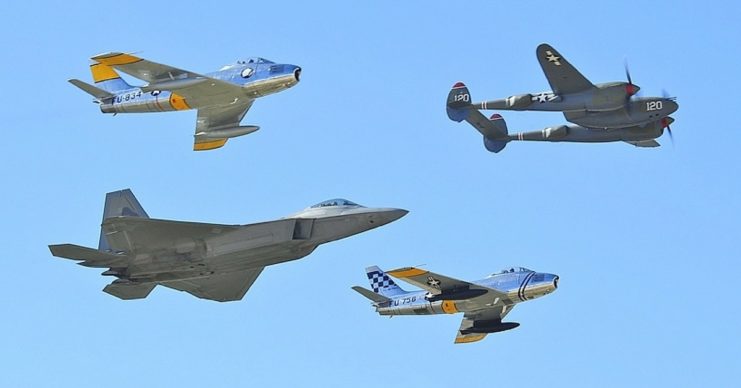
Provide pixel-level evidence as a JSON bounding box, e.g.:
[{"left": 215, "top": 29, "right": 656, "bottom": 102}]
[
  {"left": 447, "top": 82, "right": 472, "bottom": 122},
  {"left": 90, "top": 62, "right": 133, "bottom": 93},
  {"left": 99, "top": 189, "right": 149, "bottom": 251},
  {"left": 365, "top": 266, "right": 407, "bottom": 297},
  {"left": 482, "top": 114, "right": 509, "bottom": 153}
]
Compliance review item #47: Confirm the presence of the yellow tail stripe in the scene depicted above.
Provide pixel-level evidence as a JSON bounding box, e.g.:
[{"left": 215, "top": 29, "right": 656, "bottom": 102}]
[
  {"left": 194, "top": 139, "right": 227, "bottom": 151},
  {"left": 387, "top": 267, "right": 428, "bottom": 278},
  {"left": 90, "top": 63, "right": 120, "bottom": 83},
  {"left": 94, "top": 53, "right": 142, "bottom": 66}
]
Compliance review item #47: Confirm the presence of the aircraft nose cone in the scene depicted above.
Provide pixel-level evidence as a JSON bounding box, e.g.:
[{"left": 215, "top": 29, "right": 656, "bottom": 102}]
[
  {"left": 383, "top": 209, "right": 409, "bottom": 223},
  {"left": 294, "top": 66, "right": 301, "bottom": 82},
  {"left": 553, "top": 275, "right": 559, "bottom": 289},
  {"left": 666, "top": 99, "right": 679, "bottom": 114},
  {"left": 370, "top": 208, "right": 408, "bottom": 226}
]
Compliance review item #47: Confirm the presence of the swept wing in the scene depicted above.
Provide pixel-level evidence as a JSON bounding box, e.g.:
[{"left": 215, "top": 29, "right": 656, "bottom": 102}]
[
  {"left": 386, "top": 267, "right": 510, "bottom": 301},
  {"left": 193, "top": 100, "right": 255, "bottom": 151},
  {"left": 160, "top": 267, "right": 265, "bottom": 302},
  {"left": 455, "top": 306, "right": 516, "bottom": 344}
]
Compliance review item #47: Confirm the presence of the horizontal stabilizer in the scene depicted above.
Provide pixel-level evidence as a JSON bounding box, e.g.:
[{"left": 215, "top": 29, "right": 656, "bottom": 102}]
[
  {"left": 49, "top": 244, "right": 128, "bottom": 267},
  {"left": 352, "top": 286, "right": 391, "bottom": 304},
  {"left": 103, "top": 280, "right": 155, "bottom": 300},
  {"left": 68, "top": 79, "right": 115, "bottom": 100}
]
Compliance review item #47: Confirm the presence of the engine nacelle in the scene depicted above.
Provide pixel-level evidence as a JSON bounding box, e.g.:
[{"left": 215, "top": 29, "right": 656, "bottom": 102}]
[
  {"left": 543, "top": 125, "right": 569, "bottom": 139},
  {"left": 505, "top": 94, "right": 532, "bottom": 109}
]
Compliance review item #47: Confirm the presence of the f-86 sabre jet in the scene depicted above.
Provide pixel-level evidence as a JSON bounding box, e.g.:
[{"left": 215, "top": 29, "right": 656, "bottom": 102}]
[
  {"left": 353, "top": 266, "right": 558, "bottom": 344},
  {"left": 69, "top": 53, "right": 301, "bottom": 151},
  {"left": 447, "top": 43, "right": 678, "bottom": 152},
  {"left": 49, "top": 190, "right": 406, "bottom": 302}
]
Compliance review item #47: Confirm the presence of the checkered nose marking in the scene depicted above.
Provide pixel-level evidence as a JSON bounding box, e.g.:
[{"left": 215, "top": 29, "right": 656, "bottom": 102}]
[{"left": 367, "top": 271, "right": 395, "bottom": 293}]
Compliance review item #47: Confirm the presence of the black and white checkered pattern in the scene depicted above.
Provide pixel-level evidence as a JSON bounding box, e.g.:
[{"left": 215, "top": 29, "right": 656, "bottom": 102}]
[{"left": 367, "top": 271, "right": 396, "bottom": 293}]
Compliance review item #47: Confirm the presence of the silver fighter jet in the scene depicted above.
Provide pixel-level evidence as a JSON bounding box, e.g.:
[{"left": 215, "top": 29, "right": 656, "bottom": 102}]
[
  {"left": 69, "top": 53, "right": 301, "bottom": 151},
  {"left": 49, "top": 190, "right": 407, "bottom": 302},
  {"left": 353, "top": 266, "right": 558, "bottom": 344}
]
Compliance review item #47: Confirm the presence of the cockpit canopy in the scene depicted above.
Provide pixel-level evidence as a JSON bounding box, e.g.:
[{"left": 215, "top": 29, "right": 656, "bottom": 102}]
[
  {"left": 309, "top": 198, "right": 361, "bottom": 209},
  {"left": 237, "top": 57, "right": 274, "bottom": 65},
  {"left": 220, "top": 58, "right": 276, "bottom": 71},
  {"left": 490, "top": 267, "right": 532, "bottom": 276}
]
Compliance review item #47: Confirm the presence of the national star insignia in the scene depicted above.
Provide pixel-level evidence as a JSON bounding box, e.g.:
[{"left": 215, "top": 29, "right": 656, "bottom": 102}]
[
  {"left": 545, "top": 50, "right": 561, "bottom": 66},
  {"left": 427, "top": 276, "right": 441, "bottom": 288}
]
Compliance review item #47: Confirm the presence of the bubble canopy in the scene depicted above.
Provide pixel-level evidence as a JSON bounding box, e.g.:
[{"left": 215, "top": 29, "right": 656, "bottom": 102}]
[
  {"left": 309, "top": 199, "right": 362, "bottom": 209},
  {"left": 491, "top": 267, "right": 533, "bottom": 276},
  {"left": 238, "top": 57, "right": 274, "bottom": 64}
]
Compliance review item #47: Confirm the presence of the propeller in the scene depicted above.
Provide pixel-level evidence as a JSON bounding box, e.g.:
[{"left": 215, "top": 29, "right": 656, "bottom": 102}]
[
  {"left": 624, "top": 61, "right": 640, "bottom": 97},
  {"left": 662, "top": 89, "right": 677, "bottom": 101},
  {"left": 661, "top": 117, "right": 675, "bottom": 146},
  {"left": 623, "top": 61, "right": 641, "bottom": 115}
]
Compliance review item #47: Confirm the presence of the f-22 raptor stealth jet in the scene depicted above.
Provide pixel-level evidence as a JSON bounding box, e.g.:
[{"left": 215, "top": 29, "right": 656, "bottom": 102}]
[
  {"left": 70, "top": 53, "right": 301, "bottom": 151},
  {"left": 49, "top": 190, "right": 407, "bottom": 302},
  {"left": 353, "top": 265, "right": 558, "bottom": 343},
  {"left": 447, "top": 43, "right": 678, "bottom": 152}
]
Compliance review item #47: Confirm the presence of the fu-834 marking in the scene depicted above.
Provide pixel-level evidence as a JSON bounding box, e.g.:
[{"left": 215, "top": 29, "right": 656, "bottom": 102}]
[{"left": 114, "top": 90, "right": 143, "bottom": 103}]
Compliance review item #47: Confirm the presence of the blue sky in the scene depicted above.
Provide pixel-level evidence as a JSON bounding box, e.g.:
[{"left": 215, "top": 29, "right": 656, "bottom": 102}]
[{"left": 1, "top": 1, "right": 739, "bottom": 386}]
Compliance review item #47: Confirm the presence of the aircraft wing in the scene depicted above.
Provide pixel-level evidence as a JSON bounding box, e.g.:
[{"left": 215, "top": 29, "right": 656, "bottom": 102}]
[
  {"left": 193, "top": 100, "right": 255, "bottom": 151},
  {"left": 387, "top": 267, "right": 508, "bottom": 299},
  {"left": 91, "top": 52, "right": 244, "bottom": 106},
  {"left": 536, "top": 43, "right": 594, "bottom": 94},
  {"left": 101, "top": 216, "right": 240, "bottom": 253},
  {"left": 455, "top": 306, "right": 515, "bottom": 344},
  {"left": 160, "top": 267, "right": 265, "bottom": 302}
]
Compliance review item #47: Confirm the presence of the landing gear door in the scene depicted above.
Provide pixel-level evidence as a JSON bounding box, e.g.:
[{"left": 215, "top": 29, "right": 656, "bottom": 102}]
[{"left": 293, "top": 219, "right": 314, "bottom": 240}]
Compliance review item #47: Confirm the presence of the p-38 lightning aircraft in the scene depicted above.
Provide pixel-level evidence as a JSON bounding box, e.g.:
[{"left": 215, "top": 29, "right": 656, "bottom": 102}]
[
  {"left": 353, "top": 266, "right": 558, "bottom": 343},
  {"left": 447, "top": 43, "right": 678, "bottom": 152},
  {"left": 49, "top": 190, "right": 406, "bottom": 302},
  {"left": 69, "top": 53, "right": 301, "bottom": 150}
]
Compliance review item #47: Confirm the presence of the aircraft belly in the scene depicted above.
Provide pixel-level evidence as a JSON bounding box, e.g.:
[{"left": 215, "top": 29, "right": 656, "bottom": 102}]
[
  {"left": 203, "top": 222, "right": 296, "bottom": 258},
  {"left": 380, "top": 298, "right": 491, "bottom": 316},
  {"left": 126, "top": 241, "right": 315, "bottom": 281},
  {"left": 204, "top": 241, "right": 317, "bottom": 272}
]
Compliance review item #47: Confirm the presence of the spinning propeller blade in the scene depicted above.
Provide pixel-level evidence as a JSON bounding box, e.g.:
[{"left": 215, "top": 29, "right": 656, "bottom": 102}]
[
  {"left": 661, "top": 117, "right": 675, "bottom": 147},
  {"left": 623, "top": 60, "right": 641, "bottom": 115}
]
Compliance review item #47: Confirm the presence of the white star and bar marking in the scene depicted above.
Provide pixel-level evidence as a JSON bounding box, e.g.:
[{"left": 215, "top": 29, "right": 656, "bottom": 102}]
[
  {"left": 545, "top": 50, "right": 561, "bottom": 66},
  {"left": 427, "top": 276, "right": 441, "bottom": 289}
]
